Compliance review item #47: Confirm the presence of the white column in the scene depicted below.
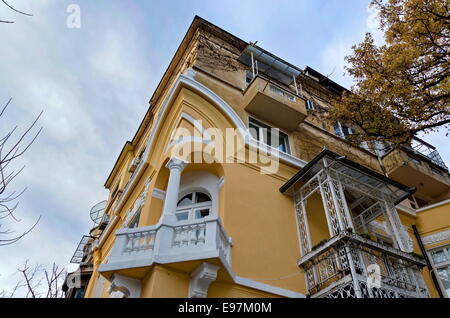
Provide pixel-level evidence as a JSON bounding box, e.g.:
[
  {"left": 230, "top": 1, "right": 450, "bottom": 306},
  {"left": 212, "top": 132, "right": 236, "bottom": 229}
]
[{"left": 161, "top": 157, "right": 187, "bottom": 223}]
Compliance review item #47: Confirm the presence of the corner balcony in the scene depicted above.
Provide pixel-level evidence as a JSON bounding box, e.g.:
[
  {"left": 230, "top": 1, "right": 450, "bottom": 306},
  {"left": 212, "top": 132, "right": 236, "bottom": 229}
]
[
  {"left": 299, "top": 231, "right": 428, "bottom": 298},
  {"left": 99, "top": 216, "right": 232, "bottom": 279},
  {"left": 243, "top": 75, "right": 307, "bottom": 131},
  {"left": 280, "top": 149, "right": 430, "bottom": 298},
  {"left": 382, "top": 138, "right": 450, "bottom": 201}
]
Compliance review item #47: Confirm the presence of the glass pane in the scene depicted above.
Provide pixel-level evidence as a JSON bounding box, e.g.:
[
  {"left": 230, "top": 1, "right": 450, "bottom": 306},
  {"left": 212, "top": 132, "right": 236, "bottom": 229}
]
[
  {"left": 195, "top": 208, "right": 210, "bottom": 219},
  {"left": 334, "top": 123, "right": 342, "bottom": 137},
  {"left": 195, "top": 192, "right": 211, "bottom": 203},
  {"left": 177, "top": 193, "right": 193, "bottom": 207},
  {"left": 249, "top": 125, "right": 259, "bottom": 140},
  {"left": 176, "top": 212, "right": 189, "bottom": 221},
  {"left": 437, "top": 267, "right": 450, "bottom": 296},
  {"left": 342, "top": 125, "right": 351, "bottom": 136},
  {"left": 432, "top": 250, "right": 448, "bottom": 264},
  {"left": 278, "top": 135, "right": 288, "bottom": 152}
]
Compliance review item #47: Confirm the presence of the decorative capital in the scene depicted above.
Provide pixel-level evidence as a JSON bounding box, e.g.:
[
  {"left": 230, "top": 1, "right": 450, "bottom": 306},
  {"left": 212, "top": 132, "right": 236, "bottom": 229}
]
[{"left": 166, "top": 157, "right": 188, "bottom": 172}]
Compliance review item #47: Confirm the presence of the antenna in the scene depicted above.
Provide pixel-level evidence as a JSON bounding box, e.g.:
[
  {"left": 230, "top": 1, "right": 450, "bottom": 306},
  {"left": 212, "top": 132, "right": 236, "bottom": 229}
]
[{"left": 89, "top": 200, "right": 107, "bottom": 224}]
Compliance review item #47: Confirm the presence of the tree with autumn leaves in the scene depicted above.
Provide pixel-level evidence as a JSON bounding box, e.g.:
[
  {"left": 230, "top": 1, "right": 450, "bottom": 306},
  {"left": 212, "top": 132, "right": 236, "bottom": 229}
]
[{"left": 330, "top": 0, "right": 449, "bottom": 146}]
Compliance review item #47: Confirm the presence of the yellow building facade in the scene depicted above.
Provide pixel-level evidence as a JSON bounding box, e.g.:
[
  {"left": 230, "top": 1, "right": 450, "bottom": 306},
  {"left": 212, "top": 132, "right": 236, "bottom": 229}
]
[{"left": 70, "top": 17, "right": 450, "bottom": 298}]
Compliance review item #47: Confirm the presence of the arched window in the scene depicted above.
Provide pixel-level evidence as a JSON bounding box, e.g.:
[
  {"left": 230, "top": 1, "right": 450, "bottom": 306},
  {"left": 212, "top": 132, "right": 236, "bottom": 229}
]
[{"left": 176, "top": 191, "right": 211, "bottom": 222}]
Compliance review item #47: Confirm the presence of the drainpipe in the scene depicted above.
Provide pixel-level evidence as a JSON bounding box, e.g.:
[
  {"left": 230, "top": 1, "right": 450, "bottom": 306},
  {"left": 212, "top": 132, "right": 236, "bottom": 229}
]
[{"left": 412, "top": 225, "right": 444, "bottom": 298}]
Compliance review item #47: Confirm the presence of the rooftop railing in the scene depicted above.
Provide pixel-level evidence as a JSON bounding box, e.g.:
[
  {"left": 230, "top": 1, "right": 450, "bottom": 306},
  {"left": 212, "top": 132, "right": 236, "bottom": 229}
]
[{"left": 409, "top": 137, "right": 447, "bottom": 170}]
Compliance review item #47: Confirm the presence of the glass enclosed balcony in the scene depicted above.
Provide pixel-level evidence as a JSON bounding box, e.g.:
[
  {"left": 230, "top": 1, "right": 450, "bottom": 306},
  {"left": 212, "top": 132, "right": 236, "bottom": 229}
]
[{"left": 280, "top": 149, "right": 429, "bottom": 298}]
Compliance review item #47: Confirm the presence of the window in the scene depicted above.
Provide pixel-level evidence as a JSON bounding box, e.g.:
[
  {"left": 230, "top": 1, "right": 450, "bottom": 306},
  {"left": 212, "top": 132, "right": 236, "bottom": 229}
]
[
  {"left": 430, "top": 245, "right": 450, "bottom": 297},
  {"left": 74, "top": 288, "right": 85, "bottom": 298},
  {"left": 176, "top": 191, "right": 212, "bottom": 222},
  {"left": 248, "top": 117, "right": 291, "bottom": 154},
  {"left": 306, "top": 99, "right": 315, "bottom": 110},
  {"left": 334, "top": 122, "right": 353, "bottom": 139},
  {"left": 245, "top": 70, "right": 254, "bottom": 85},
  {"left": 431, "top": 247, "right": 450, "bottom": 264}
]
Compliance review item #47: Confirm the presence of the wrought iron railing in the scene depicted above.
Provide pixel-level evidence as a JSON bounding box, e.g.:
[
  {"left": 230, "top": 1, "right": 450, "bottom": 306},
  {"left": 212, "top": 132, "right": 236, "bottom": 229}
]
[{"left": 299, "top": 233, "right": 428, "bottom": 298}]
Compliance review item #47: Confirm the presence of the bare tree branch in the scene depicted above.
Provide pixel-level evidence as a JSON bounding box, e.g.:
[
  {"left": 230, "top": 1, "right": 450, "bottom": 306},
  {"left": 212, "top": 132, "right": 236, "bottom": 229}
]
[
  {"left": 1, "top": 0, "right": 33, "bottom": 16},
  {"left": 0, "top": 98, "right": 42, "bottom": 246},
  {"left": 0, "top": 0, "right": 33, "bottom": 24},
  {"left": 6, "top": 260, "right": 67, "bottom": 298}
]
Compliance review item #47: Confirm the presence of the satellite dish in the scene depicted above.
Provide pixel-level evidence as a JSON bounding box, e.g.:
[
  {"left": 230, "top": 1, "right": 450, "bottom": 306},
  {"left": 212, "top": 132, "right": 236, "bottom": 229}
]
[{"left": 90, "top": 200, "right": 107, "bottom": 224}]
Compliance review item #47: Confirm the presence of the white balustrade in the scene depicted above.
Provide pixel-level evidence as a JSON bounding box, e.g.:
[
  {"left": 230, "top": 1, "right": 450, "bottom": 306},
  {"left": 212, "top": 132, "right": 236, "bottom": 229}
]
[{"left": 105, "top": 216, "right": 232, "bottom": 270}]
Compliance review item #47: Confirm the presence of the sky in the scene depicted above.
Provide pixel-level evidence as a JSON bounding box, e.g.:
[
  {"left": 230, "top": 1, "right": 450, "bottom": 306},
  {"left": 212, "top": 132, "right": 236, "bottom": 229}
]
[{"left": 0, "top": 0, "right": 448, "bottom": 296}]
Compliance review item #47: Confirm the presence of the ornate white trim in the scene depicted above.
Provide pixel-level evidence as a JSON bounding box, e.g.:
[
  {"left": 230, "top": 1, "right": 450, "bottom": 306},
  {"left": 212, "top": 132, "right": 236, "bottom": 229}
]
[
  {"left": 189, "top": 262, "right": 220, "bottom": 298},
  {"left": 122, "top": 177, "right": 151, "bottom": 228},
  {"left": 422, "top": 229, "right": 450, "bottom": 246},
  {"left": 111, "top": 70, "right": 307, "bottom": 239},
  {"left": 166, "top": 112, "right": 213, "bottom": 152},
  {"left": 152, "top": 188, "right": 166, "bottom": 200},
  {"left": 368, "top": 220, "right": 388, "bottom": 233},
  {"left": 400, "top": 225, "right": 414, "bottom": 253},
  {"left": 417, "top": 199, "right": 450, "bottom": 213},
  {"left": 396, "top": 203, "right": 417, "bottom": 217},
  {"left": 108, "top": 274, "right": 141, "bottom": 298}
]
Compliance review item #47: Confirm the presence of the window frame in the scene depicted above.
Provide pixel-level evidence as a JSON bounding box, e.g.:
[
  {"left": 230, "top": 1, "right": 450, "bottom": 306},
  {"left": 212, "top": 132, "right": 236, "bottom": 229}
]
[
  {"left": 175, "top": 191, "right": 212, "bottom": 222},
  {"left": 429, "top": 244, "right": 450, "bottom": 298},
  {"left": 248, "top": 116, "right": 291, "bottom": 155},
  {"left": 306, "top": 99, "right": 315, "bottom": 110}
]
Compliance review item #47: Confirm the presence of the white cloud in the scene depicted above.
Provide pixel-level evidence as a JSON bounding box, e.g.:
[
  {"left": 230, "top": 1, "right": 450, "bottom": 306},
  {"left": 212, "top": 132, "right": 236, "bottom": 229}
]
[
  {"left": 0, "top": 0, "right": 448, "bottom": 297},
  {"left": 366, "top": 4, "right": 379, "bottom": 29},
  {"left": 0, "top": 1, "right": 156, "bottom": 294},
  {"left": 320, "top": 37, "right": 355, "bottom": 89}
]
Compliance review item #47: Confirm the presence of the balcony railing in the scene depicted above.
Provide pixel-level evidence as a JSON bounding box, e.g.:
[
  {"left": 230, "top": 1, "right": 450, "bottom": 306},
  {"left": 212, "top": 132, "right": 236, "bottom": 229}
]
[
  {"left": 299, "top": 231, "right": 428, "bottom": 298},
  {"left": 99, "top": 216, "right": 232, "bottom": 273},
  {"left": 243, "top": 75, "right": 307, "bottom": 131},
  {"left": 409, "top": 138, "right": 447, "bottom": 170}
]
